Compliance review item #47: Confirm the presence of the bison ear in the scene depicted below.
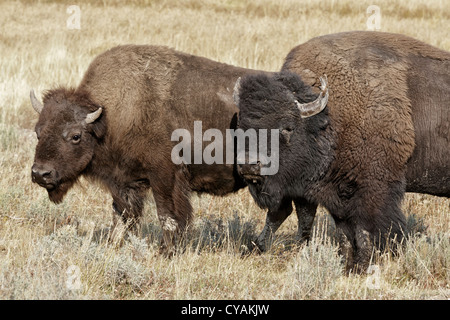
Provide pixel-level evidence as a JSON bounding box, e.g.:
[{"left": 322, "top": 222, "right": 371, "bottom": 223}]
[
  {"left": 30, "top": 89, "right": 43, "bottom": 114},
  {"left": 295, "top": 75, "right": 329, "bottom": 118},
  {"left": 232, "top": 77, "right": 242, "bottom": 109}
]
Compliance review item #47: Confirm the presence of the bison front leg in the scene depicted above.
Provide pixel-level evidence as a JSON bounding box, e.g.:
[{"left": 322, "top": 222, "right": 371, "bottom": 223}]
[
  {"left": 255, "top": 198, "right": 293, "bottom": 252},
  {"left": 256, "top": 198, "right": 317, "bottom": 252},
  {"left": 293, "top": 198, "right": 317, "bottom": 244},
  {"left": 108, "top": 179, "right": 150, "bottom": 243},
  {"left": 108, "top": 193, "right": 146, "bottom": 245}
]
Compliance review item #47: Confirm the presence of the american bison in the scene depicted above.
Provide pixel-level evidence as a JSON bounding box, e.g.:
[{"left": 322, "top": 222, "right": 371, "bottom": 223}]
[
  {"left": 30, "top": 45, "right": 278, "bottom": 254},
  {"left": 234, "top": 31, "right": 450, "bottom": 272}
]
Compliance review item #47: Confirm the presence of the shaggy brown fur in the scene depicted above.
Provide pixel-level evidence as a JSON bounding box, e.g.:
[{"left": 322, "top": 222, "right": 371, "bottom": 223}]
[
  {"left": 236, "top": 31, "right": 449, "bottom": 272},
  {"left": 284, "top": 31, "right": 450, "bottom": 197},
  {"left": 32, "top": 45, "right": 274, "bottom": 254}
]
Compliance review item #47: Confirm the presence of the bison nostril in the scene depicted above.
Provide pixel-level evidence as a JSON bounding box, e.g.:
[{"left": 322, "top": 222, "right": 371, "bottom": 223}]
[
  {"left": 33, "top": 169, "right": 52, "bottom": 179},
  {"left": 31, "top": 164, "right": 55, "bottom": 184},
  {"left": 41, "top": 171, "right": 52, "bottom": 178}
]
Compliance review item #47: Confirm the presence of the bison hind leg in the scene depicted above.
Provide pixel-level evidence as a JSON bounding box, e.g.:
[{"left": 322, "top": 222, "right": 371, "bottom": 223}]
[
  {"left": 335, "top": 225, "right": 374, "bottom": 274},
  {"left": 335, "top": 226, "right": 354, "bottom": 273},
  {"left": 353, "top": 226, "right": 374, "bottom": 274}
]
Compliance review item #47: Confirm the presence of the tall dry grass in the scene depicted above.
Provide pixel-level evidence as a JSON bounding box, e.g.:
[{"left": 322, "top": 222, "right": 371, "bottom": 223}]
[{"left": 0, "top": 0, "right": 449, "bottom": 299}]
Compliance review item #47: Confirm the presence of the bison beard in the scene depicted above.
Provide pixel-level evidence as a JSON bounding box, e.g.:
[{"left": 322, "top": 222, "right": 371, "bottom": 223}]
[
  {"left": 247, "top": 176, "right": 285, "bottom": 212},
  {"left": 47, "top": 180, "right": 76, "bottom": 204}
]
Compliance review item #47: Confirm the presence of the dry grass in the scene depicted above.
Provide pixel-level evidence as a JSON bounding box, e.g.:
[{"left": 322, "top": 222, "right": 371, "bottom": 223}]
[{"left": 0, "top": 0, "right": 449, "bottom": 300}]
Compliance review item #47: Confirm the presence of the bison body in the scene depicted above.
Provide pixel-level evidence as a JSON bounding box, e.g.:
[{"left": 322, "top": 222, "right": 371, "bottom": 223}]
[
  {"left": 236, "top": 32, "right": 450, "bottom": 272},
  {"left": 31, "top": 45, "right": 274, "bottom": 253},
  {"left": 284, "top": 31, "right": 450, "bottom": 197}
]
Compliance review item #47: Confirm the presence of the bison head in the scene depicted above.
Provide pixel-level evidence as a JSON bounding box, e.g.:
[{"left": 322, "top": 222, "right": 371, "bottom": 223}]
[
  {"left": 234, "top": 71, "right": 334, "bottom": 211},
  {"left": 30, "top": 88, "right": 105, "bottom": 203}
]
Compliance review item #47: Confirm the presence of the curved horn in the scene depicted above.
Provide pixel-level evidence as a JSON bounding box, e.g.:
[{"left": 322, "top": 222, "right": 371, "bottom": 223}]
[
  {"left": 295, "top": 75, "right": 329, "bottom": 118},
  {"left": 85, "top": 107, "right": 102, "bottom": 124},
  {"left": 233, "top": 77, "right": 242, "bottom": 108},
  {"left": 30, "top": 90, "right": 43, "bottom": 114}
]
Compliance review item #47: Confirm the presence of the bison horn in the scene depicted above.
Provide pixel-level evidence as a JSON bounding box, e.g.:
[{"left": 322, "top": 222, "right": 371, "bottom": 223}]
[
  {"left": 233, "top": 77, "right": 241, "bottom": 108},
  {"left": 85, "top": 108, "right": 102, "bottom": 124},
  {"left": 30, "top": 90, "right": 43, "bottom": 114},
  {"left": 295, "top": 75, "right": 329, "bottom": 118}
]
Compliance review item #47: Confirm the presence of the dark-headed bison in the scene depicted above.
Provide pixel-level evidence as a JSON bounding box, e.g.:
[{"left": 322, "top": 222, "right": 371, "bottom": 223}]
[{"left": 235, "top": 31, "right": 450, "bottom": 272}]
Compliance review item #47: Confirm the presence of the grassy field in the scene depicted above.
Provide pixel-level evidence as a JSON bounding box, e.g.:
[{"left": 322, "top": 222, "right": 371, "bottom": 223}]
[{"left": 0, "top": 0, "right": 449, "bottom": 300}]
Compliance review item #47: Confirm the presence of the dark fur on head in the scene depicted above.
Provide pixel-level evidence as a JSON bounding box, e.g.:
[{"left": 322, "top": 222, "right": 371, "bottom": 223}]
[{"left": 42, "top": 88, "right": 107, "bottom": 139}]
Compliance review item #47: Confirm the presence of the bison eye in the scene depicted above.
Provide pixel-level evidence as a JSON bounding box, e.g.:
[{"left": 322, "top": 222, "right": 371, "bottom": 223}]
[{"left": 71, "top": 134, "right": 81, "bottom": 144}]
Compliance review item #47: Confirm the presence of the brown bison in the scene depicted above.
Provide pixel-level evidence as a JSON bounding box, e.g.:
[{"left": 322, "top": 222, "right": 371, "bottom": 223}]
[
  {"left": 234, "top": 31, "right": 450, "bottom": 272},
  {"left": 30, "top": 45, "right": 278, "bottom": 254}
]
